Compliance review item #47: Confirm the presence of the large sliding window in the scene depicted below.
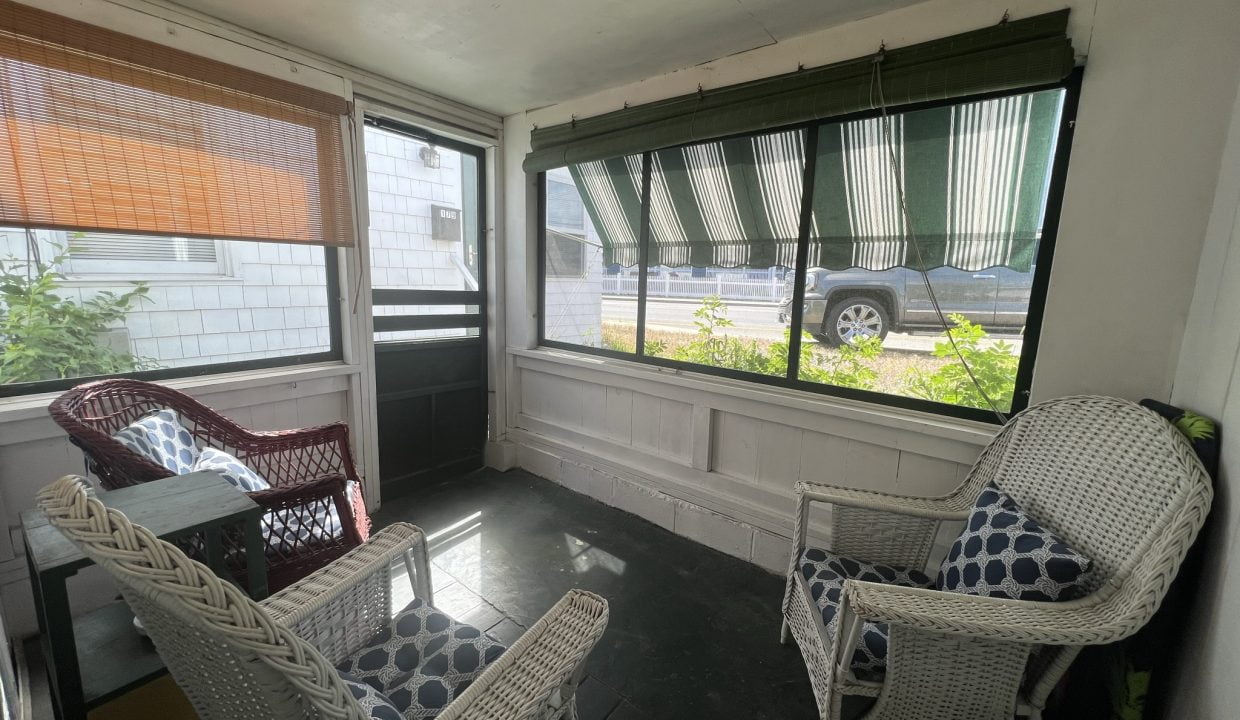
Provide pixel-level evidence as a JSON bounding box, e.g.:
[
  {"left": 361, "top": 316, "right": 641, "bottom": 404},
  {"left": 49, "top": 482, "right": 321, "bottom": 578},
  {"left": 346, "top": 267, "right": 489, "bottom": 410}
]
[{"left": 538, "top": 78, "right": 1078, "bottom": 421}]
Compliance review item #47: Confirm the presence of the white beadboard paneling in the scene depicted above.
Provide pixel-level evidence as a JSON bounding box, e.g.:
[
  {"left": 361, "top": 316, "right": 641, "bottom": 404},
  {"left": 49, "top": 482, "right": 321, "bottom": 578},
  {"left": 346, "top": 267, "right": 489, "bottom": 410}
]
[
  {"left": 248, "top": 399, "right": 301, "bottom": 431},
  {"left": 603, "top": 387, "right": 633, "bottom": 445},
  {"left": 691, "top": 405, "right": 713, "bottom": 472},
  {"left": 629, "top": 392, "right": 663, "bottom": 455},
  {"left": 613, "top": 478, "right": 675, "bottom": 531},
  {"left": 895, "top": 452, "right": 965, "bottom": 496},
  {"left": 797, "top": 430, "right": 850, "bottom": 485},
  {"left": 296, "top": 392, "right": 348, "bottom": 427},
  {"left": 712, "top": 411, "right": 760, "bottom": 481},
  {"left": 675, "top": 502, "right": 753, "bottom": 561},
  {"left": 0, "top": 437, "right": 81, "bottom": 533},
  {"left": 578, "top": 382, "right": 608, "bottom": 437},
  {"left": 521, "top": 371, "right": 584, "bottom": 428},
  {"left": 657, "top": 399, "right": 693, "bottom": 461},
  {"left": 755, "top": 420, "right": 803, "bottom": 491},
  {"left": 841, "top": 439, "right": 901, "bottom": 492}
]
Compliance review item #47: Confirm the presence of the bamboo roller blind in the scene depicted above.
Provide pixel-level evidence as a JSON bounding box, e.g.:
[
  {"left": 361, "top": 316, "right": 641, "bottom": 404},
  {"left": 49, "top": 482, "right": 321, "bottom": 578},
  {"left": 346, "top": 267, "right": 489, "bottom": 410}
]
[{"left": 0, "top": 0, "right": 354, "bottom": 247}]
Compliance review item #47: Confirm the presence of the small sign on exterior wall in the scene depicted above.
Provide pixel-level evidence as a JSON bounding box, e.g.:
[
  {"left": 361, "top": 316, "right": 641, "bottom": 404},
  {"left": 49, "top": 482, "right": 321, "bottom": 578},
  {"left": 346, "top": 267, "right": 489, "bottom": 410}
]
[{"left": 431, "top": 204, "right": 462, "bottom": 242}]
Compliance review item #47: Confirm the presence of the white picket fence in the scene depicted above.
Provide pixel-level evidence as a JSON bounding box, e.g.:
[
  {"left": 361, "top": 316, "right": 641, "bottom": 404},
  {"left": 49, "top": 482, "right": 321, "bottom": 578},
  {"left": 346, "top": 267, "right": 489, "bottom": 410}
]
[{"left": 601, "top": 275, "right": 785, "bottom": 302}]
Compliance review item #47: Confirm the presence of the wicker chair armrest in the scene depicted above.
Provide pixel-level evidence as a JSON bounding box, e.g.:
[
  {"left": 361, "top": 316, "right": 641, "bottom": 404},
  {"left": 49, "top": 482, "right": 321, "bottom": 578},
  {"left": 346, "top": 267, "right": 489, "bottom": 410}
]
[
  {"left": 247, "top": 473, "right": 346, "bottom": 508},
  {"left": 245, "top": 420, "right": 350, "bottom": 445},
  {"left": 436, "top": 589, "right": 609, "bottom": 720},
  {"left": 796, "top": 480, "right": 973, "bottom": 521},
  {"left": 841, "top": 579, "right": 1127, "bottom": 646},
  {"left": 262, "top": 523, "right": 428, "bottom": 632}
]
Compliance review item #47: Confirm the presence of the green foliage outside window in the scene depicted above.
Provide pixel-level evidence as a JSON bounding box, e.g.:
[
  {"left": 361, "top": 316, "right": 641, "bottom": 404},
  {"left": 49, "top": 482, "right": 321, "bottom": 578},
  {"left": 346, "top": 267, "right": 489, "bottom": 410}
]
[
  {"left": 0, "top": 246, "right": 152, "bottom": 384},
  {"left": 903, "top": 314, "right": 1020, "bottom": 412},
  {"left": 604, "top": 297, "right": 1019, "bottom": 412}
]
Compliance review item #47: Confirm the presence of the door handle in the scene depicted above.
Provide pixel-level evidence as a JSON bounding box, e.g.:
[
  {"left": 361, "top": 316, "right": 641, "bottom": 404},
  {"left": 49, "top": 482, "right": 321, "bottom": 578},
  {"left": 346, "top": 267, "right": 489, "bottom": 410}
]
[{"left": 972, "top": 274, "right": 997, "bottom": 279}]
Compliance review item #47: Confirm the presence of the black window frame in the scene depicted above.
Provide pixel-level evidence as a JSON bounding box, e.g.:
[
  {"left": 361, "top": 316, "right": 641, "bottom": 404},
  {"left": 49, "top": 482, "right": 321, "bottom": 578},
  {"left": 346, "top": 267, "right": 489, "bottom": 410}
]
[
  {"left": 0, "top": 243, "right": 345, "bottom": 398},
  {"left": 541, "top": 69, "right": 1081, "bottom": 424}
]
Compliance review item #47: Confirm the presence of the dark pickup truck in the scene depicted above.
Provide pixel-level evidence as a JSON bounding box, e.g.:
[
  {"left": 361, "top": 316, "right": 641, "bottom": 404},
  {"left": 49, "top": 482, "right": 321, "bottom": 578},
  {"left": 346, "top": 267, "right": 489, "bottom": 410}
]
[{"left": 778, "top": 266, "right": 1033, "bottom": 345}]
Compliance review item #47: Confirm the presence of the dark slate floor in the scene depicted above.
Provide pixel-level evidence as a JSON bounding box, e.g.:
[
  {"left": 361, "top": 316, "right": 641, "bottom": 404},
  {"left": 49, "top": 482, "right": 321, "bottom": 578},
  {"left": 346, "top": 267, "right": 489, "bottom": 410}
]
[{"left": 372, "top": 467, "right": 821, "bottom": 720}]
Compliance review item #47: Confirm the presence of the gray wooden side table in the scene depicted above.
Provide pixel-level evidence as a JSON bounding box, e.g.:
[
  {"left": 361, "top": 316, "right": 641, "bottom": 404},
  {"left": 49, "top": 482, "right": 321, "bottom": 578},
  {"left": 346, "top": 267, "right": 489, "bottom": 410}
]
[{"left": 21, "top": 471, "right": 267, "bottom": 720}]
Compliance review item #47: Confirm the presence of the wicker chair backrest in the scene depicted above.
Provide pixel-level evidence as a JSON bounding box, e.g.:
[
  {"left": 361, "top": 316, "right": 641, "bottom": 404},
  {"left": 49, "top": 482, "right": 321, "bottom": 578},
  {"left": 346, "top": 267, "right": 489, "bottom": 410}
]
[
  {"left": 966, "top": 396, "right": 1211, "bottom": 599},
  {"left": 36, "top": 475, "right": 362, "bottom": 720},
  {"left": 50, "top": 379, "right": 261, "bottom": 489}
]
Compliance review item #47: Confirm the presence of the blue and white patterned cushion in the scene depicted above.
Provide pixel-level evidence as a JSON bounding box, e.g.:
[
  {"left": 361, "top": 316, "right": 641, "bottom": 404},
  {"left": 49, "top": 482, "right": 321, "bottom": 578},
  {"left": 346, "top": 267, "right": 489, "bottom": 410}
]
[
  {"left": 112, "top": 409, "right": 199, "bottom": 475},
  {"left": 336, "top": 598, "right": 506, "bottom": 719},
  {"left": 937, "top": 482, "right": 1091, "bottom": 601},
  {"left": 193, "top": 448, "right": 271, "bottom": 492},
  {"left": 799, "top": 548, "right": 933, "bottom": 679},
  {"left": 337, "top": 670, "right": 404, "bottom": 720},
  {"left": 263, "top": 500, "right": 344, "bottom": 556}
]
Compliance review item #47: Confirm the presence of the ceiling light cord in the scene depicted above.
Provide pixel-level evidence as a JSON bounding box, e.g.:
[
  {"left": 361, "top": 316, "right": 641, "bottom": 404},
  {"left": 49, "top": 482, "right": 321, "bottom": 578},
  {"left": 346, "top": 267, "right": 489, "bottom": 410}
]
[{"left": 869, "top": 55, "right": 1009, "bottom": 424}]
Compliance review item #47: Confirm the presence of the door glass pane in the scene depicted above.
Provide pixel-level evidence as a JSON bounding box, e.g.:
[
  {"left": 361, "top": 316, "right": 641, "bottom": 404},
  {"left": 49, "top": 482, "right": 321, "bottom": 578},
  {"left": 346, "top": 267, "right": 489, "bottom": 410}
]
[
  {"left": 365, "top": 123, "right": 480, "bottom": 342},
  {"left": 790, "top": 88, "right": 1065, "bottom": 412},
  {"left": 543, "top": 159, "right": 641, "bottom": 351}
]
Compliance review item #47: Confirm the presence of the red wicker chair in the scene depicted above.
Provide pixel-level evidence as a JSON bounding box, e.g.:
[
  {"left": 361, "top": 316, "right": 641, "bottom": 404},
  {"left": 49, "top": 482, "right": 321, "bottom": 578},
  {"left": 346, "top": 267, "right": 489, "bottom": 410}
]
[{"left": 48, "top": 378, "right": 371, "bottom": 592}]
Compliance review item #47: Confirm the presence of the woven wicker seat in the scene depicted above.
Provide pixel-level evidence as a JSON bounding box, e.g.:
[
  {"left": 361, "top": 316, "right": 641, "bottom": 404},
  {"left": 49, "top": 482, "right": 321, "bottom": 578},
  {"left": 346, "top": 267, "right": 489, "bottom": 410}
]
[
  {"left": 780, "top": 396, "right": 1213, "bottom": 720},
  {"left": 36, "top": 474, "right": 610, "bottom": 720},
  {"left": 48, "top": 378, "right": 371, "bottom": 592}
]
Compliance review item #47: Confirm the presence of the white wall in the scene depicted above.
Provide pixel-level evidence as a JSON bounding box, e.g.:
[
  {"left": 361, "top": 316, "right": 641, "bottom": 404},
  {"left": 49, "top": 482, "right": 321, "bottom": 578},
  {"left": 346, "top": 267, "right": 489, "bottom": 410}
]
[
  {"left": 1164, "top": 72, "right": 1240, "bottom": 720},
  {"left": 500, "top": 0, "right": 1240, "bottom": 570}
]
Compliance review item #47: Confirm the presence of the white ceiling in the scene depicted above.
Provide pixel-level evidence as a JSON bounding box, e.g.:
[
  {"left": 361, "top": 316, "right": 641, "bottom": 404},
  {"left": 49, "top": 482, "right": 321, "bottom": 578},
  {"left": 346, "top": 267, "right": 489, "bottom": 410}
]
[{"left": 172, "top": 0, "right": 923, "bottom": 116}]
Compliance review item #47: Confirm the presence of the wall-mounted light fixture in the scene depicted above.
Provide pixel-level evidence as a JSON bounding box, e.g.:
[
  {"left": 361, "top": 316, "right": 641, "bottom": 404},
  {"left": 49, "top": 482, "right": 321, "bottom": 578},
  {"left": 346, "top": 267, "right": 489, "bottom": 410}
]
[{"left": 419, "top": 145, "right": 441, "bottom": 169}]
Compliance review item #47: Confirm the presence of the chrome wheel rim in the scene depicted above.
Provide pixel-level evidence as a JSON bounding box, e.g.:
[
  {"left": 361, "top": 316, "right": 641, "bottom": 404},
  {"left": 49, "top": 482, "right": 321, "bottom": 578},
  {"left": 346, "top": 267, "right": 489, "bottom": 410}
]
[{"left": 836, "top": 304, "right": 882, "bottom": 342}]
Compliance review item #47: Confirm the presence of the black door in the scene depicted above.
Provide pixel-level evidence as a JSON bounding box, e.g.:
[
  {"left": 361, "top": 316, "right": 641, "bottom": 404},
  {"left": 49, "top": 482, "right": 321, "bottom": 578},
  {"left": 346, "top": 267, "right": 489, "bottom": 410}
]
[{"left": 363, "top": 117, "right": 487, "bottom": 499}]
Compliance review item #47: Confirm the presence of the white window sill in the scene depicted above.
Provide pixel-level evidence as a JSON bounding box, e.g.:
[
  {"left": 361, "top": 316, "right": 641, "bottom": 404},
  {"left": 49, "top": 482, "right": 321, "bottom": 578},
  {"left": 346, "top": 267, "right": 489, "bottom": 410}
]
[
  {"left": 58, "top": 275, "right": 245, "bottom": 287},
  {"left": 0, "top": 362, "right": 362, "bottom": 424},
  {"left": 509, "top": 345, "right": 998, "bottom": 448}
]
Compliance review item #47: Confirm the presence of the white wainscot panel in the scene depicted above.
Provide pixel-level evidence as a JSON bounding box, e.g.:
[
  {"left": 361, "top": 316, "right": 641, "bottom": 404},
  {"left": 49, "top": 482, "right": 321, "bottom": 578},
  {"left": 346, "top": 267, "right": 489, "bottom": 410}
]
[{"left": 519, "top": 368, "right": 692, "bottom": 464}]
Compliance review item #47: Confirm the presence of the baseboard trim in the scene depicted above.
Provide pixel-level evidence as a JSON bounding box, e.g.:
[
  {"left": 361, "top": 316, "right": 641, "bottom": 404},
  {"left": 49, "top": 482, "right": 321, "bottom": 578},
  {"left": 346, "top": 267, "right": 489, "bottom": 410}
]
[{"left": 509, "top": 428, "right": 794, "bottom": 575}]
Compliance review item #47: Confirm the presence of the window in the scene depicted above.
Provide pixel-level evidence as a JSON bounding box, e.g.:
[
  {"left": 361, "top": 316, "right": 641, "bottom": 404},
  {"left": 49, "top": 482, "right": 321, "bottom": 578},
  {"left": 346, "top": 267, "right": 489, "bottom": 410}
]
[
  {"left": 542, "top": 160, "right": 640, "bottom": 350},
  {"left": 539, "top": 80, "right": 1078, "bottom": 421},
  {"left": 62, "top": 233, "right": 224, "bottom": 277},
  {"left": 0, "top": 227, "right": 341, "bottom": 396},
  {"left": 545, "top": 231, "right": 587, "bottom": 278}
]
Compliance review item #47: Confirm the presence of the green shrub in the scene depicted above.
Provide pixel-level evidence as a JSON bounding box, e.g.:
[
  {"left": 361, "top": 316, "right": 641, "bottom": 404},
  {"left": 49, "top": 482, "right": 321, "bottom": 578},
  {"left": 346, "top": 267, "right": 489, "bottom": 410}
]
[
  {"left": 903, "top": 314, "right": 1019, "bottom": 412},
  {"left": 664, "top": 295, "right": 778, "bottom": 376},
  {"left": 0, "top": 247, "right": 152, "bottom": 383}
]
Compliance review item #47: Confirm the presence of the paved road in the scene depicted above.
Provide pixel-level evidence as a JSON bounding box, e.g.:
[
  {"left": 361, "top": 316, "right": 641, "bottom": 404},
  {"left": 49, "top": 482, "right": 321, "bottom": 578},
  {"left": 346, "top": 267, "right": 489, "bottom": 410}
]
[{"left": 601, "top": 296, "right": 1025, "bottom": 353}]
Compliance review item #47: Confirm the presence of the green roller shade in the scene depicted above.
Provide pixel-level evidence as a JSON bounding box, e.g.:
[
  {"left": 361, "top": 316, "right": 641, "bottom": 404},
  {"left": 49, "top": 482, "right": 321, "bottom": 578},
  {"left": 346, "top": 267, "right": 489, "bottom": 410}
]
[
  {"left": 806, "top": 87, "right": 1066, "bottom": 272},
  {"left": 567, "top": 87, "right": 1066, "bottom": 271},
  {"left": 567, "top": 156, "right": 643, "bottom": 267},
  {"left": 645, "top": 129, "right": 806, "bottom": 268},
  {"left": 525, "top": 10, "right": 1075, "bottom": 173}
]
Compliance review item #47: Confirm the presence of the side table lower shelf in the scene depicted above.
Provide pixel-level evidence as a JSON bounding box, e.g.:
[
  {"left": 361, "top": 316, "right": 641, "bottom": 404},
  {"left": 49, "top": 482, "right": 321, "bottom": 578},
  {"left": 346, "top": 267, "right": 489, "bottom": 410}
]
[{"left": 72, "top": 601, "right": 165, "bottom": 709}]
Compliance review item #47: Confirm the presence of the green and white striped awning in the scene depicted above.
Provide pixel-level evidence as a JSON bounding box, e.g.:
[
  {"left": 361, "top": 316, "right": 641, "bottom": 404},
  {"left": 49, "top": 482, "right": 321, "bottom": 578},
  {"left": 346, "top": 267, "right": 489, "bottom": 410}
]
[{"left": 568, "top": 87, "right": 1063, "bottom": 272}]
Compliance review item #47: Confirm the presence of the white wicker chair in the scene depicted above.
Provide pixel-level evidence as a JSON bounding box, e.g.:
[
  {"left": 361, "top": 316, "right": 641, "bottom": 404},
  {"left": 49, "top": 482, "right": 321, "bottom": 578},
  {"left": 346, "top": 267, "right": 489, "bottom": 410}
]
[
  {"left": 780, "top": 396, "right": 1212, "bottom": 720},
  {"left": 36, "top": 474, "right": 609, "bottom": 720}
]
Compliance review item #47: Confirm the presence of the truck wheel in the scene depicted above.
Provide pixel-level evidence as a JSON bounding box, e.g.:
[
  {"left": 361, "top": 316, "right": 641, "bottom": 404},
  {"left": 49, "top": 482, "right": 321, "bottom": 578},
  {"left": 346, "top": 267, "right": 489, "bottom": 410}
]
[{"left": 822, "top": 297, "right": 889, "bottom": 346}]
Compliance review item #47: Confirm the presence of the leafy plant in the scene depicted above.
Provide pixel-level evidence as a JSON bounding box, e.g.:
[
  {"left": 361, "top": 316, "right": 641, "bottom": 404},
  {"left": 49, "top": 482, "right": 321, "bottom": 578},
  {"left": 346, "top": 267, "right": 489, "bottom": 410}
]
[
  {"left": 662, "top": 295, "right": 776, "bottom": 376},
  {"left": 903, "top": 314, "right": 1019, "bottom": 412},
  {"left": 0, "top": 245, "right": 153, "bottom": 383},
  {"left": 1174, "top": 411, "right": 1216, "bottom": 442}
]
